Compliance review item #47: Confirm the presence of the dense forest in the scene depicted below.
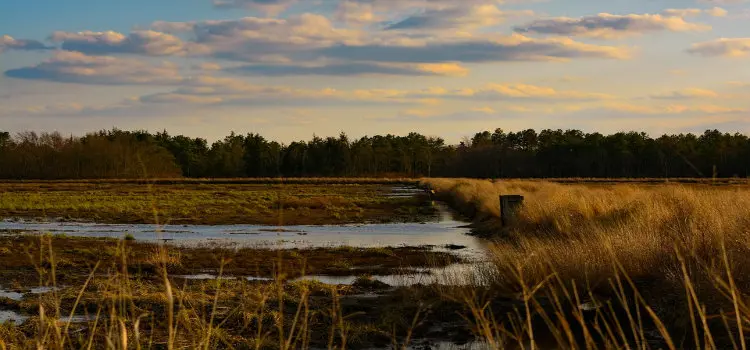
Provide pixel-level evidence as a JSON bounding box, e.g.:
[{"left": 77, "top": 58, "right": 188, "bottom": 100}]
[{"left": 0, "top": 128, "right": 748, "bottom": 179}]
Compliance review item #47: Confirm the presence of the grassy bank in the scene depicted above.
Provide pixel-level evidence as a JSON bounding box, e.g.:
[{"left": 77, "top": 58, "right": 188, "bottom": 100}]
[
  {"left": 0, "top": 181, "right": 433, "bottom": 225},
  {"left": 422, "top": 178, "right": 750, "bottom": 348}
]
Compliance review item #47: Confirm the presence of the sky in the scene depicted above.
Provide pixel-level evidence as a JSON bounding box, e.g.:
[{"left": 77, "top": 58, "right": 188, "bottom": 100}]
[{"left": 2, "top": 0, "right": 750, "bottom": 143}]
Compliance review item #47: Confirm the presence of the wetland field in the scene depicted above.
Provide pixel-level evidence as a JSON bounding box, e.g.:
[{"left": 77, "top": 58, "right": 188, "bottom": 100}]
[{"left": 2, "top": 178, "right": 750, "bottom": 349}]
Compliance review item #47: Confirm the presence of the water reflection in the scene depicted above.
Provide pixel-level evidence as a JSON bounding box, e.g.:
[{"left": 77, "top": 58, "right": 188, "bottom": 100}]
[
  {"left": 408, "top": 342, "right": 491, "bottom": 350},
  {"left": 0, "top": 310, "right": 27, "bottom": 324},
  {"left": 0, "top": 311, "right": 96, "bottom": 324},
  {"left": 0, "top": 204, "right": 483, "bottom": 258},
  {"left": 173, "top": 262, "right": 493, "bottom": 287},
  {"left": 0, "top": 286, "right": 57, "bottom": 301}
]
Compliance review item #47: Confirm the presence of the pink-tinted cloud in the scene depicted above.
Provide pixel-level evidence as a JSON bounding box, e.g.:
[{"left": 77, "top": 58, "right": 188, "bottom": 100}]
[
  {"left": 0, "top": 35, "right": 51, "bottom": 53},
  {"left": 318, "top": 34, "right": 630, "bottom": 63},
  {"left": 515, "top": 12, "right": 711, "bottom": 39},
  {"left": 384, "top": 5, "right": 534, "bottom": 31},
  {"left": 50, "top": 30, "right": 207, "bottom": 56}
]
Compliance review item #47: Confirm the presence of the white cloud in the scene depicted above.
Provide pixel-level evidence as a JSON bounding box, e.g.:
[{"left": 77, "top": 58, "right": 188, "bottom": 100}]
[
  {"left": 650, "top": 88, "right": 720, "bottom": 99},
  {"left": 318, "top": 34, "right": 631, "bottom": 63},
  {"left": 698, "top": 0, "right": 746, "bottom": 4},
  {"left": 148, "top": 9, "right": 629, "bottom": 66},
  {"left": 0, "top": 98, "right": 141, "bottom": 118},
  {"left": 227, "top": 61, "right": 470, "bottom": 76},
  {"left": 471, "top": 106, "right": 496, "bottom": 113},
  {"left": 688, "top": 38, "right": 750, "bottom": 57},
  {"left": 152, "top": 14, "right": 361, "bottom": 62},
  {"left": 604, "top": 102, "right": 745, "bottom": 114},
  {"left": 705, "top": 7, "right": 729, "bottom": 16},
  {"left": 192, "top": 62, "right": 223, "bottom": 71},
  {"left": 727, "top": 81, "right": 750, "bottom": 87},
  {"left": 335, "top": 1, "right": 381, "bottom": 24},
  {"left": 384, "top": 4, "right": 534, "bottom": 31},
  {"left": 136, "top": 78, "right": 615, "bottom": 108},
  {"left": 661, "top": 7, "right": 726, "bottom": 17},
  {"left": 407, "top": 83, "right": 614, "bottom": 100}
]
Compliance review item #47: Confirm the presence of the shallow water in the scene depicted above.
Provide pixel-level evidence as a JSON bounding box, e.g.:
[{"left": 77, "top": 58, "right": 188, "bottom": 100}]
[
  {"left": 1, "top": 188, "right": 491, "bottom": 328},
  {"left": 358, "top": 341, "right": 491, "bottom": 350},
  {"left": 408, "top": 342, "right": 491, "bottom": 350},
  {"left": 176, "top": 273, "right": 237, "bottom": 280},
  {"left": 296, "top": 262, "right": 492, "bottom": 287},
  {"left": 0, "top": 311, "right": 96, "bottom": 324},
  {"left": 0, "top": 286, "right": 57, "bottom": 301},
  {"left": 0, "top": 203, "right": 484, "bottom": 257},
  {"left": 0, "top": 286, "right": 61, "bottom": 324},
  {"left": 384, "top": 186, "right": 426, "bottom": 198},
  {"left": 173, "top": 262, "right": 493, "bottom": 287},
  {"left": 0, "top": 310, "right": 27, "bottom": 324}
]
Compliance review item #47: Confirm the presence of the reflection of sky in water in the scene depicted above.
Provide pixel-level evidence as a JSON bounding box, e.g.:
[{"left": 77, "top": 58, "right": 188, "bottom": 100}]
[
  {"left": 0, "top": 310, "right": 27, "bottom": 324},
  {"left": 0, "top": 287, "right": 60, "bottom": 323},
  {"left": 293, "top": 262, "right": 493, "bottom": 287},
  {"left": 0, "top": 286, "right": 56, "bottom": 301},
  {"left": 173, "top": 262, "right": 494, "bottom": 287},
  {"left": 0, "top": 311, "right": 95, "bottom": 324},
  {"left": 411, "top": 342, "right": 491, "bottom": 350},
  {"left": 0, "top": 193, "right": 493, "bottom": 329},
  {"left": 0, "top": 204, "right": 484, "bottom": 258}
]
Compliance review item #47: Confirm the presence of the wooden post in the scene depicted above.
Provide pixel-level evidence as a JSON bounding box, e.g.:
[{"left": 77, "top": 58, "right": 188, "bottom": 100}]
[{"left": 500, "top": 195, "right": 524, "bottom": 227}]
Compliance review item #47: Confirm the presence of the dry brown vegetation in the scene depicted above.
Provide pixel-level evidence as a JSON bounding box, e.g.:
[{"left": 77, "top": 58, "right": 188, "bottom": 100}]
[
  {"left": 0, "top": 236, "right": 473, "bottom": 349},
  {"left": 422, "top": 178, "right": 750, "bottom": 348}
]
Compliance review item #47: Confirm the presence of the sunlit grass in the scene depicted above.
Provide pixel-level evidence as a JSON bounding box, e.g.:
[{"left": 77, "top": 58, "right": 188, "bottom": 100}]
[{"left": 423, "top": 178, "right": 750, "bottom": 348}]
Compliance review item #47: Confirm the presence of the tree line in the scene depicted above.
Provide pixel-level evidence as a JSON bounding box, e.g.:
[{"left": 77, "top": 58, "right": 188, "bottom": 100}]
[{"left": 0, "top": 128, "right": 748, "bottom": 179}]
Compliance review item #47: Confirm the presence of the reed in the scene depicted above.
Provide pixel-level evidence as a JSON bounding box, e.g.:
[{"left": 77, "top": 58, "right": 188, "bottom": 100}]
[{"left": 424, "top": 178, "right": 750, "bottom": 348}]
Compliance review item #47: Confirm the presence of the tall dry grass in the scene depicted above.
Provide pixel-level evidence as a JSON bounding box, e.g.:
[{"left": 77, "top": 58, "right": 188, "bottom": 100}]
[
  {"left": 423, "top": 178, "right": 750, "bottom": 348},
  {"left": 0, "top": 239, "right": 363, "bottom": 350}
]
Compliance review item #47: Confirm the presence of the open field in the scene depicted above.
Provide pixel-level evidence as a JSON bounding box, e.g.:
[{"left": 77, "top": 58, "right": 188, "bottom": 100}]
[
  {"left": 0, "top": 181, "right": 433, "bottom": 225},
  {"left": 2, "top": 178, "right": 750, "bottom": 348}
]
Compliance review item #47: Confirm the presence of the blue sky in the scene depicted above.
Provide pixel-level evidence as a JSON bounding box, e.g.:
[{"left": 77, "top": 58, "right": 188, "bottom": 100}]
[{"left": 2, "top": 0, "right": 750, "bottom": 143}]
